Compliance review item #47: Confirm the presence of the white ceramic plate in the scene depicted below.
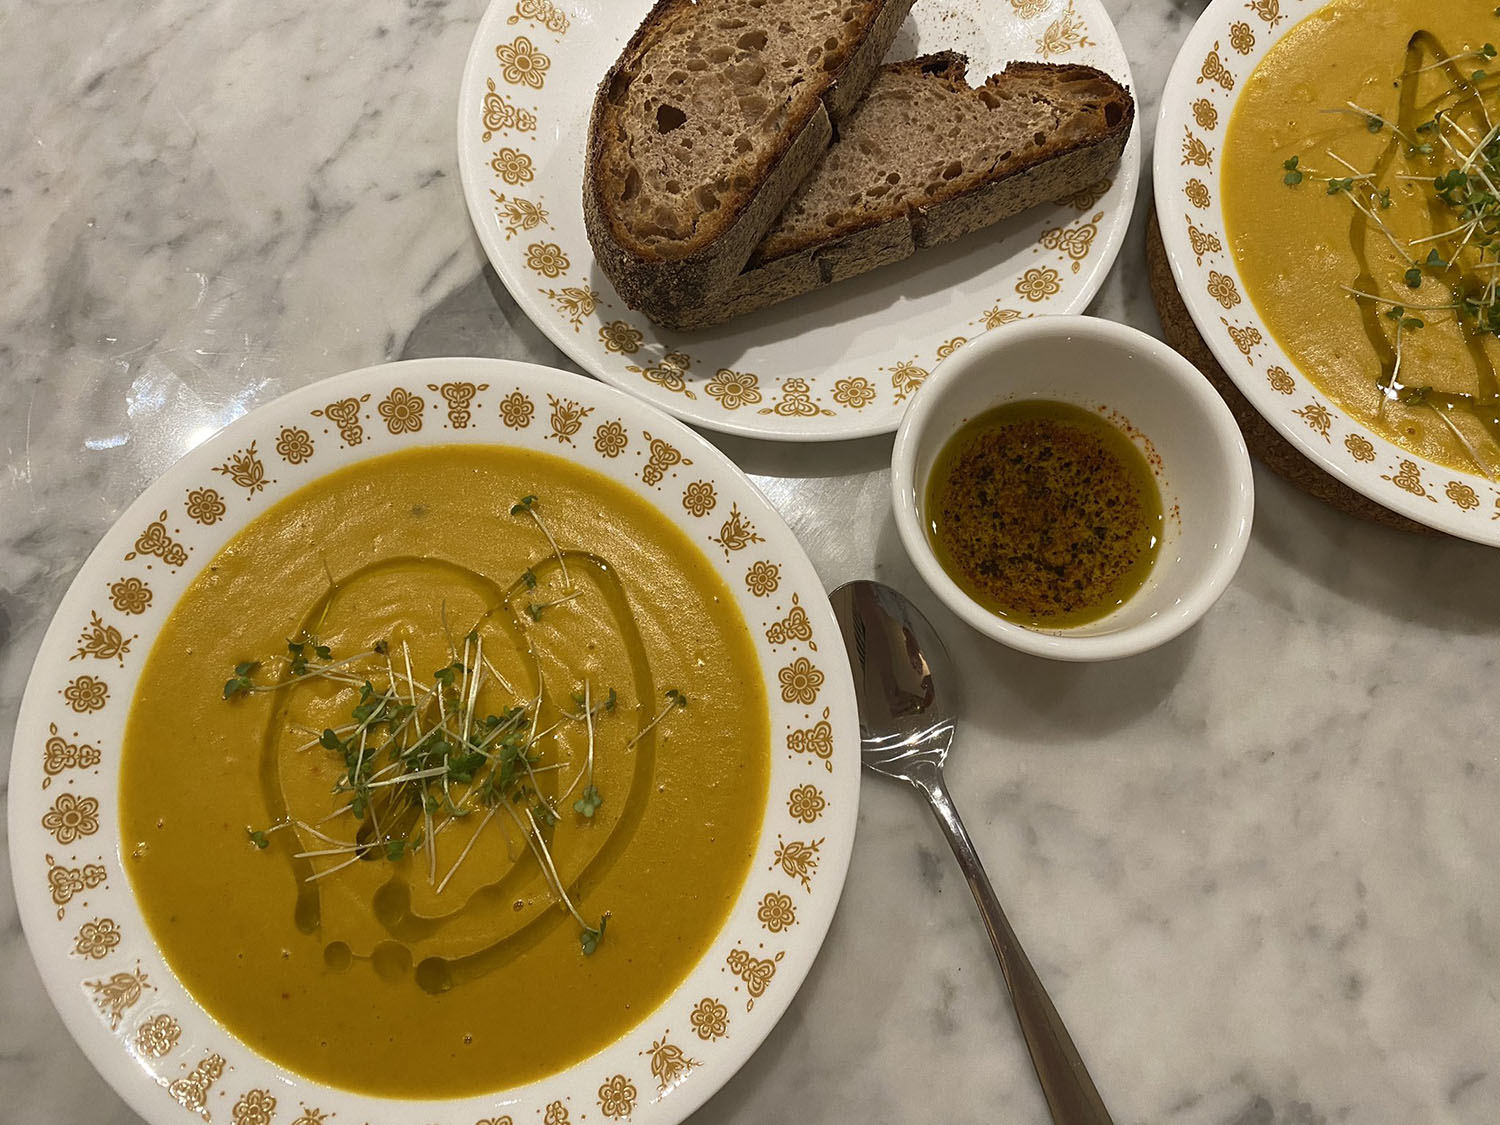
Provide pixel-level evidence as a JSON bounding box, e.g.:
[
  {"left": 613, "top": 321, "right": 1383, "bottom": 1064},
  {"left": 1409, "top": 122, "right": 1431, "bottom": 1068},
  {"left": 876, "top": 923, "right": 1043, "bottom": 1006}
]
[
  {"left": 457, "top": 0, "right": 1140, "bottom": 442},
  {"left": 8, "top": 358, "right": 859, "bottom": 1124},
  {"left": 1154, "top": 0, "right": 1500, "bottom": 545}
]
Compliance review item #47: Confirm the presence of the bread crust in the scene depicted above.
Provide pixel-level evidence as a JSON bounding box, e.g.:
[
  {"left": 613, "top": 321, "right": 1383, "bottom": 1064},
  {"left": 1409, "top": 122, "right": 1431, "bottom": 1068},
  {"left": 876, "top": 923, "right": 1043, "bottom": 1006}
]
[
  {"left": 583, "top": 0, "right": 916, "bottom": 323},
  {"left": 658, "top": 57, "right": 1136, "bottom": 332}
]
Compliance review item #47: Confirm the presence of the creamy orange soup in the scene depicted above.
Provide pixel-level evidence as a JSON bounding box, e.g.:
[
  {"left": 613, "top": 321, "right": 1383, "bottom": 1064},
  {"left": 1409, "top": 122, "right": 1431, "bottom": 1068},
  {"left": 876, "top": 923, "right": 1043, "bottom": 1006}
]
[{"left": 120, "top": 445, "right": 769, "bottom": 1096}]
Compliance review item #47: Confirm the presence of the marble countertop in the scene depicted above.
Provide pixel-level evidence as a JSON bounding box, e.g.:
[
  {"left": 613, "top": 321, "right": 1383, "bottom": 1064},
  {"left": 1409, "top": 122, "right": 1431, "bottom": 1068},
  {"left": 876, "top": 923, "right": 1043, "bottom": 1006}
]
[{"left": 3, "top": 0, "right": 1498, "bottom": 1121}]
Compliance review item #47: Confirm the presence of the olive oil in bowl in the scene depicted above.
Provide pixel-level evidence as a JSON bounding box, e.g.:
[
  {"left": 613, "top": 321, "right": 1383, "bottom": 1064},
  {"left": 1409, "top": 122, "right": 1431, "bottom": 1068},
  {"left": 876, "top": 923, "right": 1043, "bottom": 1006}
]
[{"left": 924, "top": 400, "right": 1163, "bottom": 628}]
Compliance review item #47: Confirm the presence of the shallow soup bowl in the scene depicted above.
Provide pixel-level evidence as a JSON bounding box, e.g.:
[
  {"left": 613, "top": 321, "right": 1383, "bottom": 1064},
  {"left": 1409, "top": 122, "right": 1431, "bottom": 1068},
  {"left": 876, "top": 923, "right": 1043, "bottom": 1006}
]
[
  {"left": 891, "top": 316, "right": 1254, "bottom": 661},
  {"left": 8, "top": 357, "right": 860, "bottom": 1125}
]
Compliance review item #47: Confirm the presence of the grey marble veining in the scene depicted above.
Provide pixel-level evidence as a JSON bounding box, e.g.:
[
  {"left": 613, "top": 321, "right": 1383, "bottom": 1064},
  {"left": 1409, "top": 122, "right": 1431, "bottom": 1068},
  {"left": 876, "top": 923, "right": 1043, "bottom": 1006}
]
[{"left": 3, "top": 0, "right": 1499, "bottom": 1122}]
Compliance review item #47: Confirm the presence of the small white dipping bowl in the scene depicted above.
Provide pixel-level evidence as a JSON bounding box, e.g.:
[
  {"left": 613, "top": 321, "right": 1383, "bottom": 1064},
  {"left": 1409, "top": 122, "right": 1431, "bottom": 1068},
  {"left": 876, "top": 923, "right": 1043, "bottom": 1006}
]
[{"left": 891, "top": 316, "right": 1254, "bottom": 662}]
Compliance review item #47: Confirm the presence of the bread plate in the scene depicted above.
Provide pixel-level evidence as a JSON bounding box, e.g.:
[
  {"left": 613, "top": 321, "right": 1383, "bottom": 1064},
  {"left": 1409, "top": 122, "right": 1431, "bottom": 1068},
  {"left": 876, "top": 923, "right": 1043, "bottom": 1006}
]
[
  {"left": 457, "top": 0, "right": 1140, "bottom": 442},
  {"left": 1154, "top": 0, "right": 1500, "bottom": 545},
  {"left": 8, "top": 358, "right": 859, "bottom": 1124}
]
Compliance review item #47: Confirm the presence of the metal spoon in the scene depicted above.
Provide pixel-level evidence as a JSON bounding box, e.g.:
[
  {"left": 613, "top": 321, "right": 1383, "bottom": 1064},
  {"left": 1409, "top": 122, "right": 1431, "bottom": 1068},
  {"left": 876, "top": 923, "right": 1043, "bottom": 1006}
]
[{"left": 829, "top": 580, "right": 1112, "bottom": 1125}]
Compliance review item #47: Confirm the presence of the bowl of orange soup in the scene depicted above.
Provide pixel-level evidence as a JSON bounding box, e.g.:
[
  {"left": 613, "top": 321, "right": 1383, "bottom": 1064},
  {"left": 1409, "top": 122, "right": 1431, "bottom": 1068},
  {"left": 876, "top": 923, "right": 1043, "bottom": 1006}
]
[
  {"left": 8, "top": 358, "right": 859, "bottom": 1124},
  {"left": 1156, "top": 0, "right": 1500, "bottom": 544}
]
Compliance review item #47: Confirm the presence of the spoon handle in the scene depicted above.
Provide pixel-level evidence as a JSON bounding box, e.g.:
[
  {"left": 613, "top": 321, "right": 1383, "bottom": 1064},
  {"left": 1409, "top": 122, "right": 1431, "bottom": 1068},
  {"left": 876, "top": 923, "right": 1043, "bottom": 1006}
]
[{"left": 920, "top": 769, "right": 1113, "bottom": 1125}]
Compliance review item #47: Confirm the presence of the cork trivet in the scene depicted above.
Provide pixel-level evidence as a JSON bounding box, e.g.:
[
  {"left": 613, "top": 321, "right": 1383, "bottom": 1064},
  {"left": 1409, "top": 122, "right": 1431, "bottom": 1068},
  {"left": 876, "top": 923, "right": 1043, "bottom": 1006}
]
[{"left": 1146, "top": 207, "right": 1436, "bottom": 536}]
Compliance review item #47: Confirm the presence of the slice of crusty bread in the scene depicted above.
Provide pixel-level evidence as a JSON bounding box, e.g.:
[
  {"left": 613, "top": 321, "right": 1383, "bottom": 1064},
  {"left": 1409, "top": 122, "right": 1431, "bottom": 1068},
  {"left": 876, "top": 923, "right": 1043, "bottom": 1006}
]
[
  {"left": 584, "top": 0, "right": 916, "bottom": 322},
  {"left": 665, "top": 54, "right": 1135, "bottom": 330}
]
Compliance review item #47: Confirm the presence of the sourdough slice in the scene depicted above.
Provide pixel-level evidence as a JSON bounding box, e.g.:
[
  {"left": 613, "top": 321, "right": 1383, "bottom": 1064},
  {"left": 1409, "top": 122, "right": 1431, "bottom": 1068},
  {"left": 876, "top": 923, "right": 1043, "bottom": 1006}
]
[
  {"left": 584, "top": 0, "right": 916, "bottom": 322},
  {"left": 669, "top": 54, "right": 1136, "bottom": 330}
]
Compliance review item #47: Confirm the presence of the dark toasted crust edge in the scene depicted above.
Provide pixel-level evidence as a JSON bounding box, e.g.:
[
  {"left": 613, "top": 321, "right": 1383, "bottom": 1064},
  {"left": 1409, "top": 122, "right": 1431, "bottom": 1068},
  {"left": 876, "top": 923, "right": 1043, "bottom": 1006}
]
[
  {"left": 583, "top": 0, "right": 916, "bottom": 322},
  {"left": 656, "top": 58, "right": 1136, "bottom": 332}
]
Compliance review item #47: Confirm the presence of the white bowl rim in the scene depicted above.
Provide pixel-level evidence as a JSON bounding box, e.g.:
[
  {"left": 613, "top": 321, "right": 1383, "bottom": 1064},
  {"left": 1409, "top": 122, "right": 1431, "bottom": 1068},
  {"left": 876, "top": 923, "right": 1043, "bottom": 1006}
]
[
  {"left": 890, "top": 315, "right": 1255, "bottom": 661},
  {"left": 8, "top": 356, "right": 861, "bottom": 1125},
  {"left": 1153, "top": 0, "right": 1500, "bottom": 546}
]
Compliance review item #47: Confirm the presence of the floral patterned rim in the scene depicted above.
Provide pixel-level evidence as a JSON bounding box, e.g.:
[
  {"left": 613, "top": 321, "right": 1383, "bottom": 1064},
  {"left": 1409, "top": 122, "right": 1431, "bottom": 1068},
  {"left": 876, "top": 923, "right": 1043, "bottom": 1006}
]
[
  {"left": 456, "top": 0, "right": 1141, "bottom": 442},
  {"left": 7, "top": 358, "right": 860, "bottom": 1125},
  {"left": 1154, "top": 0, "right": 1500, "bottom": 546}
]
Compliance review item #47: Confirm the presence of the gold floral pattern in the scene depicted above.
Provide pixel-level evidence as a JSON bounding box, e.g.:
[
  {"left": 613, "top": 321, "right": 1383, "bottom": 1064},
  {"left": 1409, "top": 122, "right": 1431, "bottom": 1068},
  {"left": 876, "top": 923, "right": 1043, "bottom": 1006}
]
[
  {"left": 275, "top": 425, "right": 315, "bottom": 464},
  {"left": 1345, "top": 433, "right": 1377, "bottom": 462},
  {"left": 641, "top": 432, "right": 690, "bottom": 486},
  {"left": 1192, "top": 99, "right": 1219, "bottom": 131},
  {"left": 787, "top": 712, "right": 834, "bottom": 770},
  {"left": 124, "top": 510, "right": 189, "bottom": 568},
  {"left": 481, "top": 78, "right": 538, "bottom": 142},
  {"left": 1009, "top": 0, "right": 1046, "bottom": 16},
  {"left": 777, "top": 657, "right": 823, "bottom": 705},
  {"left": 773, "top": 836, "right": 824, "bottom": 890},
  {"left": 1054, "top": 177, "right": 1112, "bottom": 210},
  {"left": 214, "top": 442, "right": 269, "bottom": 495},
  {"left": 645, "top": 1034, "right": 699, "bottom": 1092},
  {"left": 184, "top": 487, "right": 226, "bottom": 525},
  {"left": 1206, "top": 271, "right": 1241, "bottom": 308},
  {"left": 1182, "top": 127, "right": 1214, "bottom": 167},
  {"left": 509, "top": 0, "right": 570, "bottom": 33},
  {"left": 542, "top": 1101, "right": 570, "bottom": 1125},
  {"left": 981, "top": 305, "right": 1026, "bottom": 330},
  {"left": 499, "top": 390, "right": 535, "bottom": 428},
  {"left": 1039, "top": 212, "right": 1101, "bottom": 273},
  {"left": 787, "top": 783, "right": 827, "bottom": 824},
  {"left": 1185, "top": 216, "right": 1223, "bottom": 264},
  {"left": 1229, "top": 20, "right": 1255, "bottom": 53},
  {"left": 628, "top": 351, "right": 696, "bottom": 398},
  {"left": 1185, "top": 178, "right": 1211, "bottom": 209},
  {"left": 758, "top": 377, "right": 834, "bottom": 417},
  {"left": 167, "top": 1053, "right": 225, "bottom": 1118},
  {"left": 311, "top": 395, "right": 369, "bottom": 447},
  {"left": 1294, "top": 401, "right": 1333, "bottom": 441},
  {"left": 706, "top": 367, "right": 763, "bottom": 409},
  {"left": 109, "top": 576, "right": 152, "bottom": 615},
  {"left": 429, "top": 381, "right": 489, "bottom": 429},
  {"left": 73, "top": 917, "right": 121, "bottom": 959},
  {"left": 492, "top": 190, "right": 549, "bottom": 238},
  {"left": 711, "top": 503, "right": 764, "bottom": 558},
  {"left": 887, "top": 360, "right": 929, "bottom": 402},
  {"left": 47, "top": 854, "right": 107, "bottom": 918},
  {"left": 546, "top": 395, "right": 593, "bottom": 444},
  {"left": 496, "top": 36, "right": 550, "bottom": 89},
  {"left": 292, "top": 1109, "right": 331, "bottom": 1125},
  {"left": 87, "top": 967, "right": 150, "bottom": 1030},
  {"left": 1016, "top": 266, "right": 1063, "bottom": 301},
  {"left": 474, "top": 1118, "right": 512, "bottom": 1125},
  {"left": 832, "top": 376, "right": 877, "bottom": 409},
  {"left": 524, "top": 240, "right": 569, "bottom": 278},
  {"left": 599, "top": 319, "right": 644, "bottom": 355},
  {"left": 1383, "top": 459, "right": 1437, "bottom": 501},
  {"left": 1447, "top": 481, "right": 1481, "bottom": 510},
  {"left": 594, "top": 419, "right": 629, "bottom": 457},
  {"left": 231, "top": 1089, "right": 277, "bottom": 1125},
  {"left": 378, "top": 387, "right": 425, "bottom": 435},
  {"left": 491, "top": 146, "right": 536, "bottom": 185},
  {"left": 1220, "top": 317, "right": 1262, "bottom": 361},
  {"left": 63, "top": 674, "right": 109, "bottom": 713},
  {"left": 597, "top": 1074, "right": 637, "bottom": 1120},
  {"left": 689, "top": 996, "right": 730, "bottom": 1041},
  {"left": 73, "top": 610, "right": 132, "bottom": 664},
  {"left": 42, "top": 724, "right": 101, "bottom": 786},
  {"left": 682, "top": 480, "right": 717, "bottom": 517},
  {"left": 724, "top": 947, "right": 784, "bottom": 1009},
  {"left": 745, "top": 560, "right": 780, "bottom": 596},
  {"left": 43, "top": 792, "right": 100, "bottom": 844},
  {"left": 542, "top": 284, "right": 599, "bottom": 329},
  {"left": 1245, "top": 0, "right": 1284, "bottom": 28},
  {"left": 1035, "top": 1, "right": 1092, "bottom": 57},
  {"left": 1198, "top": 42, "right": 1235, "bottom": 90},
  {"left": 1267, "top": 366, "right": 1296, "bottom": 394},
  {"left": 134, "top": 1013, "right": 182, "bottom": 1058},
  {"left": 757, "top": 890, "right": 797, "bottom": 933},
  {"left": 765, "top": 594, "right": 815, "bottom": 648}
]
